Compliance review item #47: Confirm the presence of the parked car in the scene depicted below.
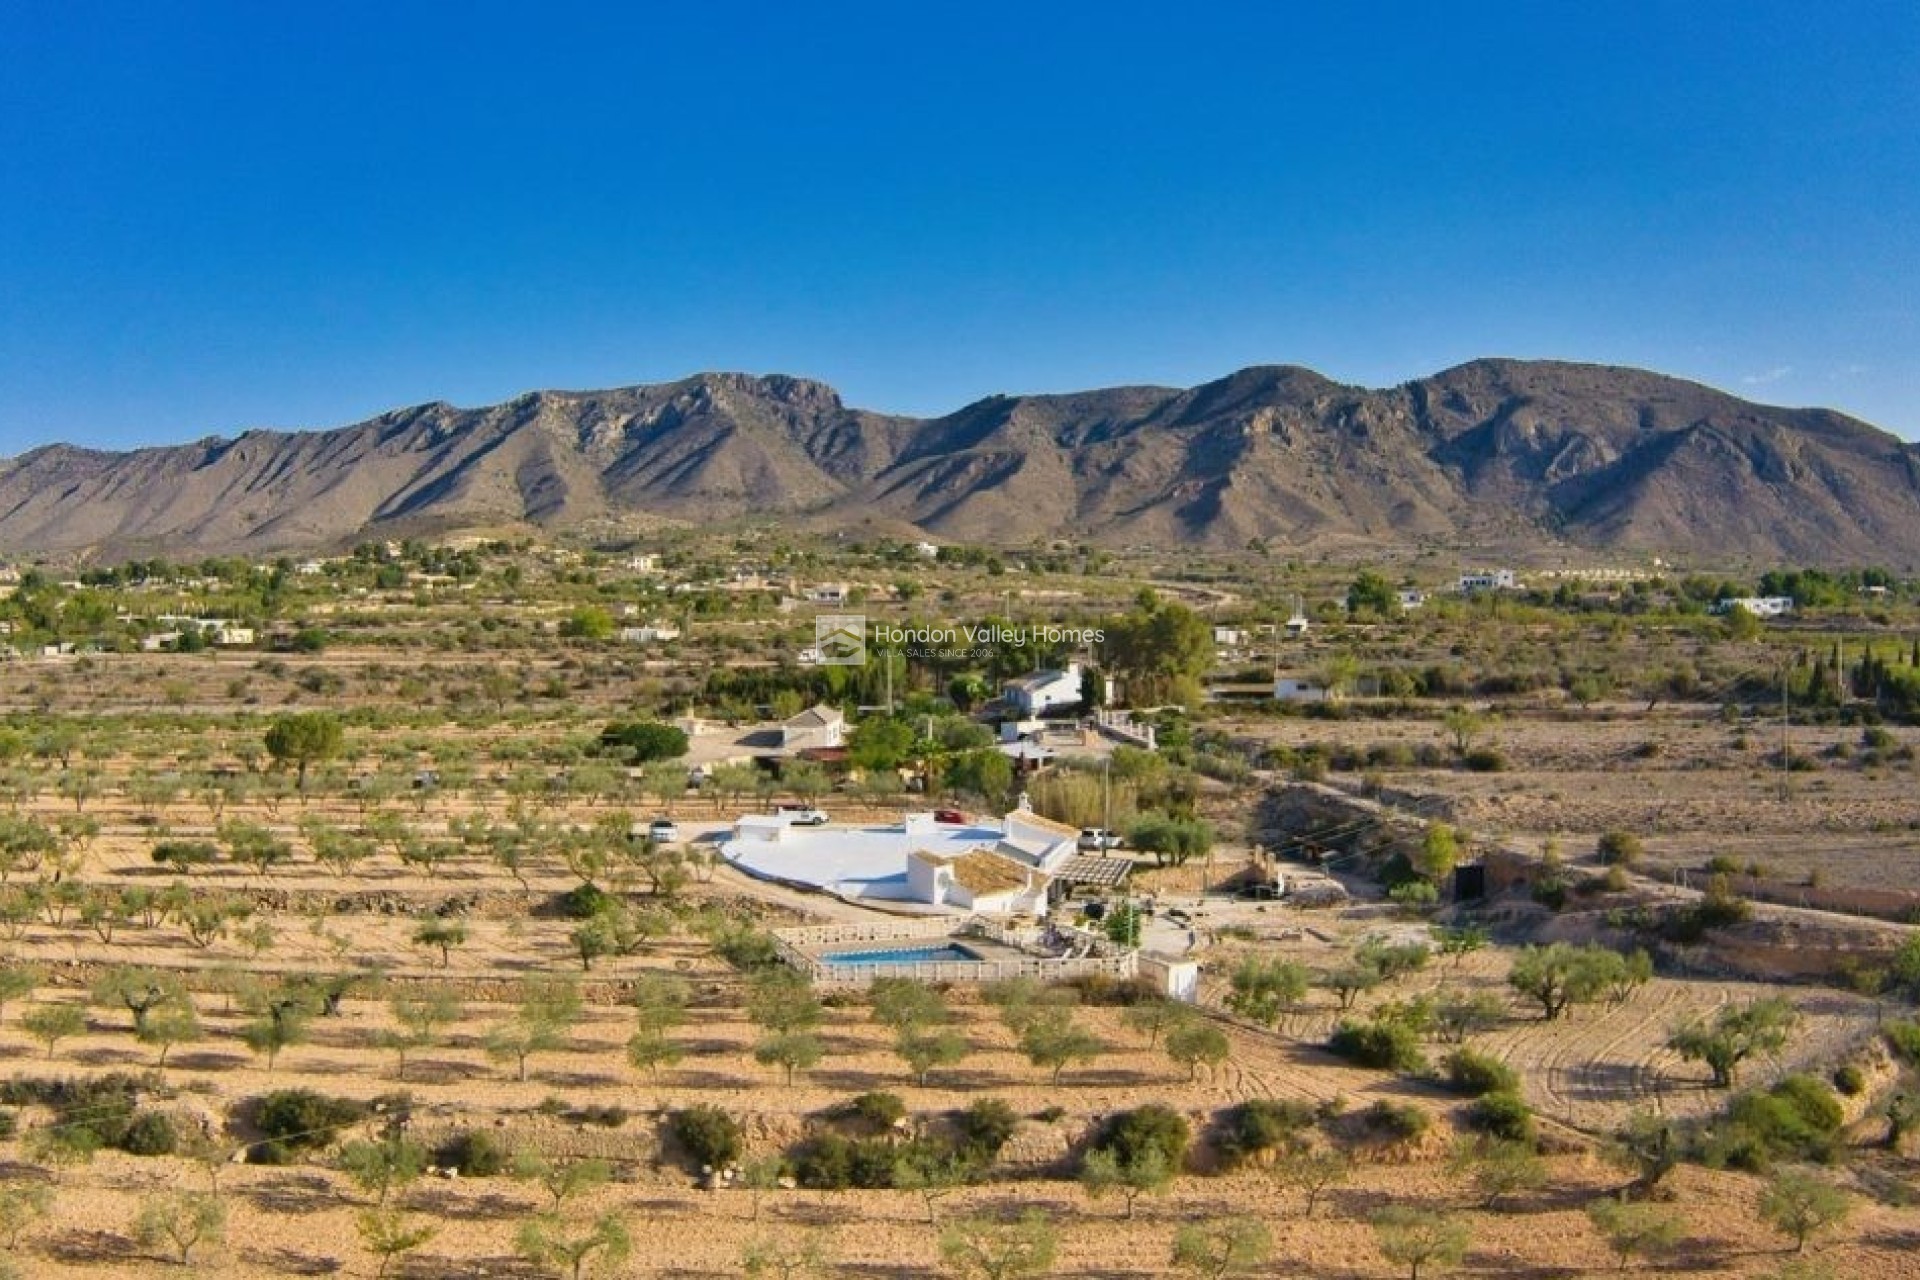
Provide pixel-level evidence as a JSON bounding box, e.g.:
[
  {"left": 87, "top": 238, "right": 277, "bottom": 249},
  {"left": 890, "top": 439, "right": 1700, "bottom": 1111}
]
[
  {"left": 646, "top": 819, "right": 680, "bottom": 844},
  {"left": 1078, "top": 827, "right": 1123, "bottom": 851},
  {"left": 933, "top": 808, "right": 968, "bottom": 824},
  {"left": 777, "top": 805, "right": 829, "bottom": 826}
]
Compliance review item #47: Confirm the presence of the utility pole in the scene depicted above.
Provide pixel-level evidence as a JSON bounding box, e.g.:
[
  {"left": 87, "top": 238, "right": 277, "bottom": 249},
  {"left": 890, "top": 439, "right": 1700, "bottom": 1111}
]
[{"left": 1779, "top": 661, "right": 1791, "bottom": 801}]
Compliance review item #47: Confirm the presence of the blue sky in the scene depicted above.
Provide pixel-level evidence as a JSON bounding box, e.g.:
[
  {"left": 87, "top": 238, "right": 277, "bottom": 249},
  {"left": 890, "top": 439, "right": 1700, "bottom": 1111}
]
[{"left": 2, "top": 1, "right": 1916, "bottom": 451}]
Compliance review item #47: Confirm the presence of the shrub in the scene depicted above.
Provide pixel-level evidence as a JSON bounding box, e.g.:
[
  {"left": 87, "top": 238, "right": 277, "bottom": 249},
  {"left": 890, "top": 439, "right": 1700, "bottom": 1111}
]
[
  {"left": 120, "top": 1111, "right": 179, "bottom": 1157},
  {"left": 1596, "top": 831, "right": 1644, "bottom": 866},
  {"left": 1, "top": 1073, "right": 143, "bottom": 1151},
  {"left": 1462, "top": 748, "right": 1507, "bottom": 772},
  {"left": 790, "top": 1132, "right": 921, "bottom": 1190},
  {"left": 1213, "top": 1098, "right": 1316, "bottom": 1168},
  {"left": 842, "top": 1091, "right": 908, "bottom": 1131},
  {"left": 1089, "top": 1104, "right": 1190, "bottom": 1172},
  {"left": 569, "top": 1105, "right": 628, "bottom": 1128},
  {"left": 1465, "top": 1091, "right": 1535, "bottom": 1143},
  {"left": 1712, "top": 1073, "right": 1845, "bottom": 1169},
  {"left": 952, "top": 1099, "right": 1018, "bottom": 1164},
  {"left": 1359, "top": 1099, "right": 1429, "bottom": 1144},
  {"left": 436, "top": 1129, "right": 511, "bottom": 1176},
  {"left": 670, "top": 1105, "right": 742, "bottom": 1171},
  {"left": 1328, "top": 1018, "right": 1427, "bottom": 1073},
  {"left": 252, "top": 1089, "right": 366, "bottom": 1160},
  {"left": 1884, "top": 1019, "right": 1920, "bottom": 1066},
  {"left": 1443, "top": 1049, "right": 1520, "bottom": 1097},
  {"left": 555, "top": 882, "right": 613, "bottom": 920},
  {"left": 0, "top": 1109, "right": 15, "bottom": 1141},
  {"left": 1832, "top": 1064, "right": 1867, "bottom": 1097}
]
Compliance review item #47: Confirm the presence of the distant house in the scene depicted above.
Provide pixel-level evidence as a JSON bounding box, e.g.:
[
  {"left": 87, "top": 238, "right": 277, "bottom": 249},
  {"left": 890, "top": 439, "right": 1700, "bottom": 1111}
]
[
  {"left": 806, "top": 583, "right": 851, "bottom": 605},
  {"left": 913, "top": 541, "right": 941, "bottom": 559},
  {"left": 1712, "top": 596, "right": 1795, "bottom": 618},
  {"left": 1397, "top": 590, "right": 1427, "bottom": 611},
  {"left": 1004, "top": 661, "right": 1085, "bottom": 716},
  {"left": 1458, "top": 569, "right": 1519, "bottom": 593},
  {"left": 618, "top": 622, "right": 681, "bottom": 643},
  {"left": 1212, "top": 626, "right": 1247, "bottom": 648},
  {"left": 294, "top": 560, "right": 325, "bottom": 576},
  {"left": 209, "top": 623, "right": 255, "bottom": 647},
  {"left": 1274, "top": 676, "right": 1330, "bottom": 704},
  {"left": 781, "top": 704, "right": 847, "bottom": 753}
]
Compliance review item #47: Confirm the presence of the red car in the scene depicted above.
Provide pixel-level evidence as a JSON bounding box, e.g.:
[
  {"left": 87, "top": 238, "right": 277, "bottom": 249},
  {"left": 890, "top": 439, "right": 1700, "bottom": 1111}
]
[{"left": 934, "top": 808, "right": 967, "bottom": 824}]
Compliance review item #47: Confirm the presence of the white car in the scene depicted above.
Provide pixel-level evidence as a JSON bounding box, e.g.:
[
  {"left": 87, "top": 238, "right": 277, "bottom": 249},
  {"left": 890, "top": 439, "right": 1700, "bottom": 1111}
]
[
  {"left": 778, "top": 806, "right": 829, "bottom": 826},
  {"left": 1078, "top": 828, "right": 1123, "bottom": 851},
  {"left": 646, "top": 819, "right": 681, "bottom": 844}
]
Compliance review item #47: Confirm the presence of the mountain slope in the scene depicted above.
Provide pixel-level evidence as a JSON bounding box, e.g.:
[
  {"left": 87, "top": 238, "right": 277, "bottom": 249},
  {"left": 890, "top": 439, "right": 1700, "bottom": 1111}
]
[{"left": 2, "top": 361, "right": 1916, "bottom": 563}]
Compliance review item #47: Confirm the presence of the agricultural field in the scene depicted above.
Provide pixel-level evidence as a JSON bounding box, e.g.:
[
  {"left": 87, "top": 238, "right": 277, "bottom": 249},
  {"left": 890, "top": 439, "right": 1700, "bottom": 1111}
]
[{"left": 0, "top": 539, "right": 1917, "bottom": 1278}]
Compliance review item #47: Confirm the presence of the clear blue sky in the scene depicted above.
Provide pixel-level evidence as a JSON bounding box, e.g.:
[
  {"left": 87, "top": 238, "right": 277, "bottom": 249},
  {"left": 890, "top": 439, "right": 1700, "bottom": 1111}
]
[{"left": 2, "top": 1, "right": 1916, "bottom": 452}]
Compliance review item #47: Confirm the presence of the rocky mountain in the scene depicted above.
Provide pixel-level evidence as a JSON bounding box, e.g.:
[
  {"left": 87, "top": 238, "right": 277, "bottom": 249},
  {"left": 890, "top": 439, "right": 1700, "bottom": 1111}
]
[{"left": 2, "top": 360, "right": 1917, "bottom": 564}]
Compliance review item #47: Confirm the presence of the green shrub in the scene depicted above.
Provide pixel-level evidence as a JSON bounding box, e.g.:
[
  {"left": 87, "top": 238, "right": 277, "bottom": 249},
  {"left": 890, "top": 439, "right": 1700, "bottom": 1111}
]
[
  {"left": 1832, "top": 1064, "right": 1867, "bottom": 1097},
  {"left": 842, "top": 1091, "right": 908, "bottom": 1131},
  {"left": 1884, "top": 1019, "right": 1920, "bottom": 1066},
  {"left": 1463, "top": 748, "right": 1507, "bottom": 772},
  {"left": 1712, "top": 1073, "right": 1845, "bottom": 1169},
  {"left": 252, "top": 1089, "right": 366, "bottom": 1160},
  {"left": 790, "top": 1132, "right": 916, "bottom": 1189},
  {"left": 119, "top": 1111, "right": 179, "bottom": 1157},
  {"left": 670, "top": 1105, "right": 742, "bottom": 1170},
  {"left": 1442, "top": 1049, "right": 1519, "bottom": 1097},
  {"left": 1360, "top": 1099, "right": 1429, "bottom": 1144},
  {"left": 436, "top": 1129, "right": 510, "bottom": 1176},
  {"left": 0, "top": 1108, "right": 14, "bottom": 1140},
  {"left": 952, "top": 1099, "right": 1018, "bottom": 1164},
  {"left": 0, "top": 1073, "right": 143, "bottom": 1151},
  {"left": 1465, "top": 1091, "right": 1534, "bottom": 1143},
  {"left": 1089, "top": 1104, "right": 1190, "bottom": 1171},
  {"left": 555, "top": 882, "right": 613, "bottom": 920},
  {"left": 1213, "top": 1098, "right": 1316, "bottom": 1168},
  {"left": 1596, "top": 831, "right": 1644, "bottom": 866},
  {"left": 1328, "top": 1018, "right": 1427, "bottom": 1073}
]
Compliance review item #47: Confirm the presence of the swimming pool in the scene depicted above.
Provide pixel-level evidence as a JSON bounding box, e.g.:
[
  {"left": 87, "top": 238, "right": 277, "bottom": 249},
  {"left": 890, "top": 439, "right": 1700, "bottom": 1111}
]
[{"left": 818, "top": 942, "right": 984, "bottom": 967}]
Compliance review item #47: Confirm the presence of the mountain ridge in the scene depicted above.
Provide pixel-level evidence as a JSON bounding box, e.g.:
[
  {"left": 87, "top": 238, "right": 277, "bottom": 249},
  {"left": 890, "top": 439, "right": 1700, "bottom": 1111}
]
[{"left": 3, "top": 360, "right": 1917, "bottom": 565}]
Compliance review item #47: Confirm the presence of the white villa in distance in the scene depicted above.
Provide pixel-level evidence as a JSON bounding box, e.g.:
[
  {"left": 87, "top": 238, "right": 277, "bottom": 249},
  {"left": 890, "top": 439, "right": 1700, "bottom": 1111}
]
[
  {"left": 724, "top": 801, "right": 1087, "bottom": 916},
  {"left": 1712, "top": 596, "right": 1796, "bottom": 618},
  {"left": 1458, "top": 569, "right": 1519, "bottom": 593},
  {"left": 1004, "top": 660, "right": 1086, "bottom": 716}
]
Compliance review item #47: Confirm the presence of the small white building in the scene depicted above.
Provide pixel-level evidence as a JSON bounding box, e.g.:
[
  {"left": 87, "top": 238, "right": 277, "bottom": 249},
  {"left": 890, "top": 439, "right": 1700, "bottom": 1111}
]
[
  {"left": 1274, "top": 676, "right": 1330, "bottom": 704},
  {"left": 906, "top": 848, "right": 1047, "bottom": 915},
  {"left": 1397, "top": 590, "right": 1427, "bottom": 611},
  {"left": 294, "top": 560, "right": 325, "bottom": 576},
  {"left": 806, "top": 583, "right": 851, "bottom": 605},
  {"left": 618, "top": 622, "right": 682, "bottom": 643},
  {"left": 913, "top": 541, "right": 941, "bottom": 559},
  {"left": 781, "top": 704, "right": 847, "bottom": 753},
  {"left": 210, "top": 623, "right": 255, "bottom": 646},
  {"left": 1712, "top": 596, "right": 1795, "bottom": 618},
  {"left": 1459, "top": 569, "right": 1519, "bottom": 593},
  {"left": 1004, "top": 661, "right": 1085, "bottom": 716},
  {"left": 1212, "top": 626, "right": 1247, "bottom": 648}
]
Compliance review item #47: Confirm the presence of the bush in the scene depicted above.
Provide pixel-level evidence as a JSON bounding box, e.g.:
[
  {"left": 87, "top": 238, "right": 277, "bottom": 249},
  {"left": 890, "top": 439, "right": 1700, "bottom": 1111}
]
[
  {"left": 1596, "top": 831, "right": 1644, "bottom": 866},
  {"left": 119, "top": 1111, "right": 179, "bottom": 1157},
  {"left": 1884, "top": 1019, "right": 1920, "bottom": 1067},
  {"left": 670, "top": 1105, "right": 742, "bottom": 1171},
  {"left": 1359, "top": 1099, "right": 1429, "bottom": 1144},
  {"left": 1465, "top": 1091, "right": 1534, "bottom": 1143},
  {"left": 1328, "top": 1018, "right": 1428, "bottom": 1073},
  {"left": 1443, "top": 1049, "right": 1520, "bottom": 1097},
  {"left": 555, "top": 882, "right": 613, "bottom": 920},
  {"left": 1462, "top": 748, "right": 1507, "bottom": 772},
  {"left": 0, "top": 1109, "right": 15, "bottom": 1141},
  {"left": 0, "top": 1073, "right": 143, "bottom": 1151},
  {"left": 252, "top": 1089, "right": 366, "bottom": 1161},
  {"left": 1712, "top": 1073, "right": 1845, "bottom": 1169},
  {"left": 790, "top": 1132, "right": 911, "bottom": 1189},
  {"left": 952, "top": 1099, "right": 1018, "bottom": 1164},
  {"left": 436, "top": 1129, "right": 511, "bottom": 1176},
  {"left": 1832, "top": 1064, "right": 1867, "bottom": 1097},
  {"left": 1089, "top": 1104, "right": 1190, "bottom": 1171},
  {"left": 843, "top": 1091, "right": 907, "bottom": 1132},
  {"left": 1213, "top": 1098, "right": 1316, "bottom": 1168}
]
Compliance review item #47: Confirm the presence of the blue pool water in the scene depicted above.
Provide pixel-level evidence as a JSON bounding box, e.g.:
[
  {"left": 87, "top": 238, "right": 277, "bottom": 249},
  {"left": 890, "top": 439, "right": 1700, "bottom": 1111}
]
[{"left": 820, "top": 943, "right": 984, "bottom": 967}]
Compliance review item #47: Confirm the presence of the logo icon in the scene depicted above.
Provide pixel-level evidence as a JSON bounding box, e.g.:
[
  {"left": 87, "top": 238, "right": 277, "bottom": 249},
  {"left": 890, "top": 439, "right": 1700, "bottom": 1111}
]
[{"left": 813, "top": 614, "right": 867, "bottom": 666}]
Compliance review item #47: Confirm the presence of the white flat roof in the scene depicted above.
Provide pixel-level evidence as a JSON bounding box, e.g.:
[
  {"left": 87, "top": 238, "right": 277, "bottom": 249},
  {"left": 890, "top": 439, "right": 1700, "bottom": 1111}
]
[{"left": 722, "top": 819, "right": 1005, "bottom": 903}]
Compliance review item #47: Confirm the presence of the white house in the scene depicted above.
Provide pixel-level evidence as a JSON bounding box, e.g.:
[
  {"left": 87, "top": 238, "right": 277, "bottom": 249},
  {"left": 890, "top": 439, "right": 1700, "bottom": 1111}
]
[
  {"left": 805, "top": 583, "right": 851, "bottom": 605},
  {"left": 780, "top": 704, "right": 847, "bottom": 753},
  {"left": 906, "top": 848, "right": 1047, "bottom": 915},
  {"left": 1459, "top": 569, "right": 1519, "bottom": 593},
  {"left": 1212, "top": 626, "right": 1247, "bottom": 648},
  {"left": 294, "top": 560, "right": 325, "bottom": 576},
  {"left": 1274, "top": 676, "right": 1330, "bottom": 704},
  {"left": 1397, "top": 590, "right": 1427, "bottom": 611},
  {"left": 210, "top": 623, "right": 255, "bottom": 646},
  {"left": 913, "top": 541, "right": 941, "bottom": 559},
  {"left": 618, "top": 622, "right": 682, "bottom": 643},
  {"left": 1004, "top": 661, "right": 1085, "bottom": 716},
  {"left": 1712, "top": 596, "right": 1795, "bottom": 618}
]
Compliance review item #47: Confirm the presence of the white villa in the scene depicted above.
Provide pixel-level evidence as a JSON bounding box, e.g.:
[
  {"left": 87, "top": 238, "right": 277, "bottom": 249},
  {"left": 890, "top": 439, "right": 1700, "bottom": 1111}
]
[
  {"left": 724, "top": 802, "right": 1084, "bottom": 915},
  {"left": 1004, "top": 661, "right": 1086, "bottom": 716},
  {"left": 780, "top": 704, "right": 847, "bottom": 753}
]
